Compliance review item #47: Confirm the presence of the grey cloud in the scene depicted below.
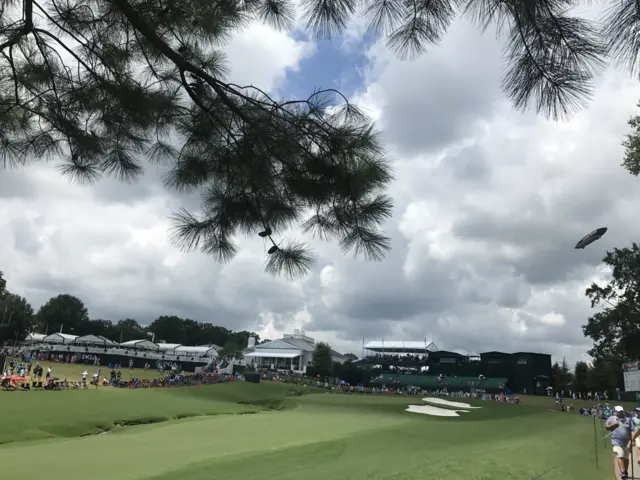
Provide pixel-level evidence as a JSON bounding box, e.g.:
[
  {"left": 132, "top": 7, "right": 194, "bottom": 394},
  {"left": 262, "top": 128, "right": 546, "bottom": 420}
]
[
  {"left": 496, "top": 280, "right": 530, "bottom": 308},
  {"left": 369, "top": 20, "right": 503, "bottom": 155},
  {"left": 0, "top": 169, "right": 36, "bottom": 199},
  {"left": 11, "top": 218, "right": 44, "bottom": 255},
  {"left": 442, "top": 145, "right": 491, "bottom": 181}
]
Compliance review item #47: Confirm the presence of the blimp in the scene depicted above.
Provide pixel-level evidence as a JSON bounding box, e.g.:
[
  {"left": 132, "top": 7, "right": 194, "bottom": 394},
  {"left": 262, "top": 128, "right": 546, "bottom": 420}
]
[{"left": 575, "top": 227, "right": 607, "bottom": 249}]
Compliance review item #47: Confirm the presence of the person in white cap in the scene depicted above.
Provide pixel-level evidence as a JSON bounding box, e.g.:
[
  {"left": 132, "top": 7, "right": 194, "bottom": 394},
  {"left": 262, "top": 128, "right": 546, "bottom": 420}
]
[{"left": 607, "top": 406, "right": 635, "bottom": 479}]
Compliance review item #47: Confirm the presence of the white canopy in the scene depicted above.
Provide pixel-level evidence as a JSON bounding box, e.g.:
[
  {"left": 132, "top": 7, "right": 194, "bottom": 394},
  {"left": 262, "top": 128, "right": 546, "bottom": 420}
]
[
  {"left": 75, "top": 335, "right": 116, "bottom": 345},
  {"left": 175, "top": 345, "right": 217, "bottom": 356},
  {"left": 120, "top": 339, "right": 159, "bottom": 351},
  {"left": 157, "top": 343, "right": 181, "bottom": 351},
  {"left": 43, "top": 333, "right": 78, "bottom": 344},
  {"left": 364, "top": 340, "right": 438, "bottom": 352},
  {"left": 244, "top": 349, "right": 301, "bottom": 359},
  {"left": 25, "top": 333, "right": 46, "bottom": 343}
]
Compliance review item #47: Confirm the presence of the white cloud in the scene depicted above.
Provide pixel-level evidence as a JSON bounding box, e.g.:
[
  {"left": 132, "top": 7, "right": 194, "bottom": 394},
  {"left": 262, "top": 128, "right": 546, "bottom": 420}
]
[
  {"left": 540, "top": 313, "right": 567, "bottom": 327},
  {"left": 224, "top": 24, "right": 316, "bottom": 90}
]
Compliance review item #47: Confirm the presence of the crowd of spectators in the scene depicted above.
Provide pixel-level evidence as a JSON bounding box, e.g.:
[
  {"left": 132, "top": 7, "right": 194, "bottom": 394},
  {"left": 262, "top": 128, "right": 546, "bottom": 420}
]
[{"left": 364, "top": 353, "right": 429, "bottom": 365}]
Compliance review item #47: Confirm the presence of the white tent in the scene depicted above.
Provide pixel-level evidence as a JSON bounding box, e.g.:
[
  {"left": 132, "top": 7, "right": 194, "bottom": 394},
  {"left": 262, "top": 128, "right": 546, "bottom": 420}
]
[
  {"left": 157, "top": 343, "right": 181, "bottom": 352},
  {"left": 43, "top": 333, "right": 78, "bottom": 344},
  {"left": 74, "top": 335, "right": 116, "bottom": 345},
  {"left": 25, "top": 333, "right": 46, "bottom": 343},
  {"left": 120, "top": 339, "right": 159, "bottom": 351},
  {"left": 174, "top": 345, "right": 218, "bottom": 356}
]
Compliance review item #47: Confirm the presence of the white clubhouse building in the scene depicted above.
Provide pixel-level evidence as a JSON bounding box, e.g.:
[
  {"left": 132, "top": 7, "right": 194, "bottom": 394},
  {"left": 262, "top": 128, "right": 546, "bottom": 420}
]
[{"left": 242, "top": 330, "right": 346, "bottom": 373}]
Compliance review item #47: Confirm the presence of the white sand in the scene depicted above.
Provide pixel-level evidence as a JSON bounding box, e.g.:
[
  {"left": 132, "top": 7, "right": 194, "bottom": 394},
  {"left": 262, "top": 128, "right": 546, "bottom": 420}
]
[
  {"left": 406, "top": 405, "right": 470, "bottom": 416},
  {"left": 421, "top": 397, "right": 482, "bottom": 409}
]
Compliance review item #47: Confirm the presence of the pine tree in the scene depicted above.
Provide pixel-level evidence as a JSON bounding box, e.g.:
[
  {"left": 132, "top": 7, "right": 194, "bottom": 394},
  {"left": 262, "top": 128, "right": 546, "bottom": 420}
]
[
  {"left": 0, "top": 0, "right": 395, "bottom": 277},
  {"left": 1, "top": 0, "right": 633, "bottom": 275}
]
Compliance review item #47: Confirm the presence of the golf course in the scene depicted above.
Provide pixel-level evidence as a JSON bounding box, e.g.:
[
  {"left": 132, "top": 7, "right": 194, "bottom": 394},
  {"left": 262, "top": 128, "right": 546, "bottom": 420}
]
[{"left": 0, "top": 378, "right": 617, "bottom": 480}]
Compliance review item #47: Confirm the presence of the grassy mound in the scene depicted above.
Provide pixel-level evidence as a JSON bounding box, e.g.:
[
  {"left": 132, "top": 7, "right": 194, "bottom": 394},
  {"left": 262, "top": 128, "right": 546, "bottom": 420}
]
[{"left": 0, "top": 381, "right": 308, "bottom": 444}]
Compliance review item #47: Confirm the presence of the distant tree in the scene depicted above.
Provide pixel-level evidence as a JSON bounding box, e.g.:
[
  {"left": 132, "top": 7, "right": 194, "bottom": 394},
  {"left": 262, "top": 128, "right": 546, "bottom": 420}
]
[
  {"left": 199, "top": 324, "right": 233, "bottom": 347},
  {"left": 344, "top": 352, "right": 358, "bottom": 362},
  {"left": 312, "top": 342, "right": 333, "bottom": 376},
  {"left": 115, "top": 318, "right": 145, "bottom": 343},
  {"left": 622, "top": 105, "right": 640, "bottom": 176},
  {"left": 87, "top": 319, "right": 119, "bottom": 339},
  {"left": 587, "top": 356, "right": 620, "bottom": 395},
  {"left": 573, "top": 361, "right": 589, "bottom": 394},
  {"left": 0, "top": 293, "right": 35, "bottom": 344},
  {"left": 147, "top": 315, "right": 188, "bottom": 344},
  {"left": 582, "top": 243, "right": 640, "bottom": 360},
  {"left": 560, "top": 357, "right": 573, "bottom": 388},
  {"left": 181, "top": 319, "right": 204, "bottom": 345},
  {"left": 551, "top": 361, "right": 560, "bottom": 390},
  {"left": 0, "top": 272, "right": 6, "bottom": 298},
  {"left": 37, "top": 294, "right": 89, "bottom": 335},
  {"left": 220, "top": 337, "right": 243, "bottom": 358},
  {"left": 230, "top": 331, "right": 258, "bottom": 349},
  {"left": 218, "top": 331, "right": 259, "bottom": 358}
]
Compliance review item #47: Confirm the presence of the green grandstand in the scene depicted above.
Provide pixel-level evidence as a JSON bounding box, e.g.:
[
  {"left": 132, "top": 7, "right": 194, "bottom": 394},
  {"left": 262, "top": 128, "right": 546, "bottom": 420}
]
[{"left": 371, "top": 374, "right": 508, "bottom": 390}]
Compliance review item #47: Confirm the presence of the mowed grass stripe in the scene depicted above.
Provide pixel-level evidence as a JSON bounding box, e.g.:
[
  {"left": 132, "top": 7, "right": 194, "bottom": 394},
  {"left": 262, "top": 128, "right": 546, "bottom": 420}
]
[
  {"left": 0, "top": 382, "right": 307, "bottom": 445},
  {"left": 147, "top": 409, "right": 606, "bottom": 480},
  {"left": 0, "top": 409, "right": 411, "bottom": 480}
]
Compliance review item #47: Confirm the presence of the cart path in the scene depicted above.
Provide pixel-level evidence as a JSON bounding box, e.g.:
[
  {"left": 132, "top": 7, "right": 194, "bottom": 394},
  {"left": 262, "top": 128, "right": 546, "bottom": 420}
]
[{"left": 614, "top": 451, "right": 640, "bottom": 479}]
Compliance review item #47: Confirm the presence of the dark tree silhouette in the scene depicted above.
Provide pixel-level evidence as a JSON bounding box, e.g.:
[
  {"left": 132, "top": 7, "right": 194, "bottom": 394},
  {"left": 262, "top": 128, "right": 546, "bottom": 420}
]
[
  {"left": 582, "top": 243, "right": 640, "bottom": 360},
  {"left": 36, "top": 293, "right": 89, "bottom": 334},
  {"left": 0, "top": 0, "right": 394, "bottom": 277}
]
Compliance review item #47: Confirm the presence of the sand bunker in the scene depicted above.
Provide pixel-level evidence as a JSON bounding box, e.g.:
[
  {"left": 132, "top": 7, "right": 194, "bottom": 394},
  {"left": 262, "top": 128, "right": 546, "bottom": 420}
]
[
  {"left": 406, "top": 405, "right": 470, "bottom": 416},
  {"left": 421, "top": 397, "right": 481, "bottom": 409}
]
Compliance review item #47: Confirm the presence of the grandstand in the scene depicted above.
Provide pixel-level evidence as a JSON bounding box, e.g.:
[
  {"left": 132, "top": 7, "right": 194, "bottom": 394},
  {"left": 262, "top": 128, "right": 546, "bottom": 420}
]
[
  {"left": 21, "top": 333, "right": 222, "bottom": 372},
  {"left": 360, "top": 339, "right": 551, "bottom": 394}
]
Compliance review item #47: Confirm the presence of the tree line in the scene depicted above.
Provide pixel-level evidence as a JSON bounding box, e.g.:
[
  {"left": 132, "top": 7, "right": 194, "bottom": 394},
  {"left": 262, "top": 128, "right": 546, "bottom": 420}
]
[
  {"left": 0, "top": 272, "right": 263, "bottom": 356},
  {"left": 580, "top": 104, "right": 640, "bottom": 374},
  {"left": 551, "top": 357, "right": 623, "bottom": 396}
]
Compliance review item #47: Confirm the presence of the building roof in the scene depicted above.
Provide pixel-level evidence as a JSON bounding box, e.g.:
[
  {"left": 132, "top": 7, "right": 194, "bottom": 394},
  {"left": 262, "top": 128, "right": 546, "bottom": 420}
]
[
  {"left": 364, "top": 340, "right": 438, "bottom": 352},
  {"left": 244, "top": 349, "right": 302, "bottom": 359},
  {"left": 174, "top": 345, "right": 217, "bottom": 354},
  {"left": 75, "top": 335, "right": 117, "bottom": 345},
  {"left": 25, "top": 333, "right": 46, "bottom": 342},
  {"left": 281, "top": 337, "right": 314, "bottom": 352},
  {"left": 157, "top": 343, "right": 181, "bottom": 351},
  {"left": 120, "top": 339, "right": 159, "bottom": 350},
  {"left": 43, "top": 333, "right": 78, "bottom": 344}
]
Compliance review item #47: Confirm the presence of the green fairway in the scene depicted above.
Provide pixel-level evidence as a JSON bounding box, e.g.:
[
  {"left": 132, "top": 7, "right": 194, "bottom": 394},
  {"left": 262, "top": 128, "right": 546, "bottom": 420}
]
[{"left": 0, "top": 384, "right": 615, "bottom": 480}]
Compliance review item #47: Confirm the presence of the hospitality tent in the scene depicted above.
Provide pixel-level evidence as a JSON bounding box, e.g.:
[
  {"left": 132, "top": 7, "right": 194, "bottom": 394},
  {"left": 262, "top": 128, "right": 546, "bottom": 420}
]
[
  {"left": 24, "top": 333, "right": 46, "bottom": 343},
  {"left": 157, "top": 343, "right": 181, "bottom": 352},
  {"left": 174, "top": 345, "right": 218, "bottom": 357},
  {"left": 74, "top": 335, "right": 117, "bottom": 345},
  {"left": 120, "top": 339, "right": 159, "bottom": 351},
  {"left": 43, "top": 333, "right": 78, "bottom": 344}
]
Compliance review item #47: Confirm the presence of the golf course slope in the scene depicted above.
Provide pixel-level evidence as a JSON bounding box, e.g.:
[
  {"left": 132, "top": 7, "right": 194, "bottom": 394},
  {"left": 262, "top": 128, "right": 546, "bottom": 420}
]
[{"left": 0, "top": 383, "right": 614, "bottom": 480}]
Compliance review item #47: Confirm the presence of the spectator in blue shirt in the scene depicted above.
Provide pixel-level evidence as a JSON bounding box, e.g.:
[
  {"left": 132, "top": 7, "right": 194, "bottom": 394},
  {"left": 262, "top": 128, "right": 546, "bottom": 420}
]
[{"left": 607, "top": 406, "right": 636, "bottom": 479}]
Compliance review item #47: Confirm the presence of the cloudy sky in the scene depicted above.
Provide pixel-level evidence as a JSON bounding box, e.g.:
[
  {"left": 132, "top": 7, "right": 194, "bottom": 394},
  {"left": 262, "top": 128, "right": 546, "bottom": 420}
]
[{"left": 2, "top": 6, "right": 640, "bottom": 364}]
